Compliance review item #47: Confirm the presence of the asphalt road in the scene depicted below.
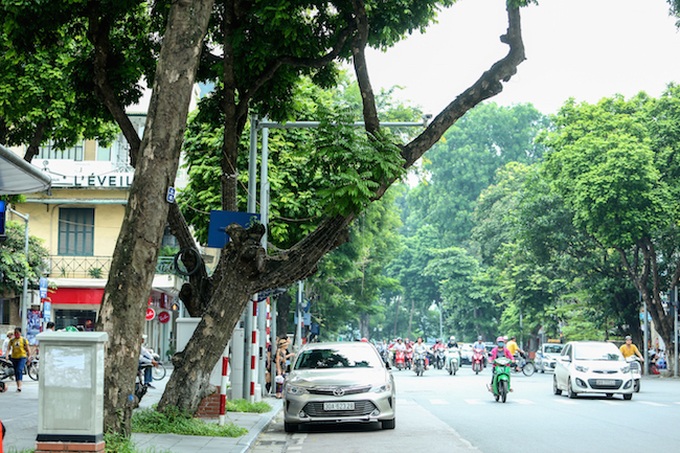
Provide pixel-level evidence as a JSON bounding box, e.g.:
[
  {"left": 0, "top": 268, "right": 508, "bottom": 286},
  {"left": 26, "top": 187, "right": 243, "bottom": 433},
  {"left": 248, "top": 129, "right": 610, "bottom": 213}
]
[{"left": 250, "top": 365, "right": 680, "bottom": 453}]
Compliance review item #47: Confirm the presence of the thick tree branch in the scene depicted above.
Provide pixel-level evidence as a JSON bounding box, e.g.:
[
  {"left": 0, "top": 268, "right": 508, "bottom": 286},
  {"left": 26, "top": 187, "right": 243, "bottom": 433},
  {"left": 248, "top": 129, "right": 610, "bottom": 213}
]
[
  {"left": 222, "top": 0, "right": 240, "bottom": 211},
  {"left": 248, "top": 3, "right": 527, "bottom": 296},
  {"left": 351, "top": 0, "right": 379, "bottom": 135},
  {"left": 86, "top": 7, "right": 142, "bottom": 166},
  {"left": 235, "top": 26, "right": 352, "bottom": 120},
  {"left": 401, "top": 3, "right": 525, "bottom": 167},
  {"left": 23, "top": 120, "right": 49, "bottom": 162}
]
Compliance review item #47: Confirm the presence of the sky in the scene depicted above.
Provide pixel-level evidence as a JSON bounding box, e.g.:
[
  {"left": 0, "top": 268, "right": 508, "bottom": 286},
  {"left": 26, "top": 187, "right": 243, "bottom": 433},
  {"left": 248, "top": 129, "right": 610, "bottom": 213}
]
[{"left": 365, "top": 0, "right": 680, "bottom": 115}]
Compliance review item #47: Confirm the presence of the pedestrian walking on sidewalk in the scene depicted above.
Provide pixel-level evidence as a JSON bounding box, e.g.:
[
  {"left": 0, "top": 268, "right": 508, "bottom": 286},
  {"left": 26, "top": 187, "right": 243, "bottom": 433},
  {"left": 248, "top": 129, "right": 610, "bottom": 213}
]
[{"left": 8, "top": 328, "right": 29, "bottom": 392}]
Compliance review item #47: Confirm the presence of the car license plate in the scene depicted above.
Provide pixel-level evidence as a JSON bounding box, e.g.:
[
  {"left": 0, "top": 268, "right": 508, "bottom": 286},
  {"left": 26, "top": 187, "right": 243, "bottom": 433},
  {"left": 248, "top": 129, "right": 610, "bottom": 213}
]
[
  {"left": 596, "top": 379, "right": 616, "bottom": 386},
  {"left": 323, "top": 402, "right": 355, "bottom": 411}
]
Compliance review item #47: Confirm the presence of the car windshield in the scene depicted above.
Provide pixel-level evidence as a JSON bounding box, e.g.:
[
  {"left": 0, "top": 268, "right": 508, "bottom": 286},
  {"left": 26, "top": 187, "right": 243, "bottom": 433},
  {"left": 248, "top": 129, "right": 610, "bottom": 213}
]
[
  {"left": 294, "top": 346, "right": 382, "bottom": 369},
  {"left": 544, "top": 344, "right": 563, "bottom": 354},
  {"left": 574, "top": 344, "right": 622, "bottom": 361}
]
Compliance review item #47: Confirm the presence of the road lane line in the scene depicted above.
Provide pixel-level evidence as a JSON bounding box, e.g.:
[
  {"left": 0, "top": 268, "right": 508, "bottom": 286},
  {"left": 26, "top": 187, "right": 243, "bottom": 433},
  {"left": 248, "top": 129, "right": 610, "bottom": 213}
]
[
  {"left": 639, "top": 401, "right": 667, "bottom": 407},
  {"left": 430, "top": 399, "right": 450, "bottom": 405},
  {"left": 514, "top": 399, "right": 535, "bottom": 405},
  {"left": 554, "top": 399, "right": 577, "bottom": 405}
]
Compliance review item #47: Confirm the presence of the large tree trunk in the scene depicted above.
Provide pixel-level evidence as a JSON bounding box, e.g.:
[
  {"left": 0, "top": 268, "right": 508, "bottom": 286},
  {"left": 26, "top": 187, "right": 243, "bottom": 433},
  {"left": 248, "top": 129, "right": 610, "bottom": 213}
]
[
  {"left": 359, "top": 312, "right": 370, "bottom": 339},
  {"left": 96, "top": 0, "right": 214, "bottom": 434}
]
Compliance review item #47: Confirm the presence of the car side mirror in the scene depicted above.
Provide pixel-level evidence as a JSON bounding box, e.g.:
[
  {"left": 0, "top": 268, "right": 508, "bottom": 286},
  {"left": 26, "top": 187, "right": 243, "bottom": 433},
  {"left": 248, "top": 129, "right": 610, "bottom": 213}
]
[{"left": 560, "top": 356, "right": 571, "bottom": 363}]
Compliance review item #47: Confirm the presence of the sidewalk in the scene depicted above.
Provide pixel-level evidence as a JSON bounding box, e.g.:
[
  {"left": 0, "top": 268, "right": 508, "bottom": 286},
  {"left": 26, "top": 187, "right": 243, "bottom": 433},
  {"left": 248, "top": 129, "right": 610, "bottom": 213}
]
[{"left": 0, "top": 371, "right": 281, "bottom": 453}]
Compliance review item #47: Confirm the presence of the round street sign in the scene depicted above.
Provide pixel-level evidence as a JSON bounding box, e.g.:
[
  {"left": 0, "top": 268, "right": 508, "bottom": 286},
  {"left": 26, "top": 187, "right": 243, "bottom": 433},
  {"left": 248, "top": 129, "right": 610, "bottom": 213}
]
[
  {"left": 158, "top": 311, "right": 171, "bottom": 324},
  {"left": 146, "top": 307, "right": 156, "bottom": 321}
]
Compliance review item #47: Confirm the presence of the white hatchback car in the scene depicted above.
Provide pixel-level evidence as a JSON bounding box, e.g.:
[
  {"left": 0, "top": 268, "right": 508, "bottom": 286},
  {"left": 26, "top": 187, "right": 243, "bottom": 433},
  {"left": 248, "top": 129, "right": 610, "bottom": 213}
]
[
  {"left": 535, "top": 343, "right": 564, "bottom": 373},
  {"left": 554, "top": 341, "right": 634, "bottom": 400},
  {"left": 283, "top": 341, "right": 396, "bottom": 432}
]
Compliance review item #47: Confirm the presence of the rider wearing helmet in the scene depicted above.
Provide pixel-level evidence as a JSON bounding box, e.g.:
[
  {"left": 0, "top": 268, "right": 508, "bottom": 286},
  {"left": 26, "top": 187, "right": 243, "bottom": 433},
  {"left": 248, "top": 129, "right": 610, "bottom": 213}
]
[
  {"left": 447, "top": 336, "right": 458, "bottom": 348},
  {"left": 488, "top": 336, "right": 514, "bottom": 386},
  {"left": 432, "top": 339, "right": 446, "bottom": 351}
]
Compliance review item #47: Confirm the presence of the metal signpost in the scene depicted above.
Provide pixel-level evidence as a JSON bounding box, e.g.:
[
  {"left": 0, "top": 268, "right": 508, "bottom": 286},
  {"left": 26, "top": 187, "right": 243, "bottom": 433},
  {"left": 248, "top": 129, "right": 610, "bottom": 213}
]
[{"left": 240, "top": 112, "right": 430, "bottom": 397}]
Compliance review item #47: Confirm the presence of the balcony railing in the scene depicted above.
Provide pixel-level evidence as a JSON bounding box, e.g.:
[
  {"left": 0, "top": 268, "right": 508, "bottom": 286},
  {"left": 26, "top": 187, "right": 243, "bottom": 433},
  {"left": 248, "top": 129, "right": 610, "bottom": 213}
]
[{"left": 47, "top": 256, "right": 178, "bottom": 279}]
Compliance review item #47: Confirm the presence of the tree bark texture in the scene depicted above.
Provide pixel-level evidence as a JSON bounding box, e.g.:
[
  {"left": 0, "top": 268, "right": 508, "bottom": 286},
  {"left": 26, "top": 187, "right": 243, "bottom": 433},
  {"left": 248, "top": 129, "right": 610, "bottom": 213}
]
[{"left": 97, "top": 0, "right": 214, "bottom": 434}]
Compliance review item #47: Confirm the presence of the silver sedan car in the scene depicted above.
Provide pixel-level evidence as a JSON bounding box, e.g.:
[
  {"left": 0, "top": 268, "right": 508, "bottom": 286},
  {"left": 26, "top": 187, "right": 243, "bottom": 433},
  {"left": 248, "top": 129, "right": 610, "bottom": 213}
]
[{"left": 283, "top": 341, "right": 396, "bottom": 432}]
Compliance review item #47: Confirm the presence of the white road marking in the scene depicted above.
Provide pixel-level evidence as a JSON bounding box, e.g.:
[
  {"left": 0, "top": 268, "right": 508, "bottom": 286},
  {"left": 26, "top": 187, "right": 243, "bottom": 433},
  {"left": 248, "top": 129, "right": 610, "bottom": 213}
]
[
  {"left": 639, "top": 401, "right": 667, "bottom": 407},
  {"left": 554, "top": 399, "right": 578, "bottom": 405},
  {"left": 514, "top": 399, "right": 535, "bottom": 405},
  {"left": 430, "top": 399, "right": 450, "bottom": 405}
]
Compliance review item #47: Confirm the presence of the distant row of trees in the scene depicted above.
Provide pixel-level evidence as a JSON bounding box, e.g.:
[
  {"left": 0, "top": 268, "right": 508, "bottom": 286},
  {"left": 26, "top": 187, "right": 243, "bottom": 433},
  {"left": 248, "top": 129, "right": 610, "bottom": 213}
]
[{"left": 309, "top": 86, "right": 680, "bottom": 368}]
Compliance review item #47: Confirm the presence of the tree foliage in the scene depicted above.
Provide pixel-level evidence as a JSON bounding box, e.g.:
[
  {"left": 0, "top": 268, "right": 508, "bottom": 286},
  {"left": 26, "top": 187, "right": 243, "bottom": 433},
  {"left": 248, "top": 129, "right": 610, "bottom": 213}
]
[
  {"left": 0, "top": 221, "right": 50, "bottom": 295},
  {"left": 1, "top": 0, "right": 530, "bottom": 434},
  {"left": 539, "top": 87, "right": 680, "bottom": 355}
]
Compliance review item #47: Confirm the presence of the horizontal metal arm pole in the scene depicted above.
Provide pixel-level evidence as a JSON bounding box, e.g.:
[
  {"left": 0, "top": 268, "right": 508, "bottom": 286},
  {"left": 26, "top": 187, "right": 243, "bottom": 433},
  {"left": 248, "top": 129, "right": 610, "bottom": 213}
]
[{"left": 257, "top": 120, "right": 430, "bottom": 130}]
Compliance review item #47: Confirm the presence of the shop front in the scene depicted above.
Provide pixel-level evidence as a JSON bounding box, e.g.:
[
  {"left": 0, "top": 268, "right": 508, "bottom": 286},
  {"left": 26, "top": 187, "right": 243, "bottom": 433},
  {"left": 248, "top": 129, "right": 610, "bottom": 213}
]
[{"left": 45, "top": 282, "right": 179, "bottom": 361}]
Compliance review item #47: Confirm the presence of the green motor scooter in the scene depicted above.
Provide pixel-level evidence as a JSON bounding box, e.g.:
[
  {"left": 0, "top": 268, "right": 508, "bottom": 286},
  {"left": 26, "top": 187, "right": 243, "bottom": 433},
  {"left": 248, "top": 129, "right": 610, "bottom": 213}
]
[{"left": 491, "top": 357, "right": 513, "bottom": 403}]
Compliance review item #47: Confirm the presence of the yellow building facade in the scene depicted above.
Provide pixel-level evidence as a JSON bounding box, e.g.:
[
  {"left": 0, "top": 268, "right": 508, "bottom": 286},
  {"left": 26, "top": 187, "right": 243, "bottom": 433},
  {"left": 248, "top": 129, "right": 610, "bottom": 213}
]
[{"left": 5, "top": 115, "right": 184, "bottom": 357}]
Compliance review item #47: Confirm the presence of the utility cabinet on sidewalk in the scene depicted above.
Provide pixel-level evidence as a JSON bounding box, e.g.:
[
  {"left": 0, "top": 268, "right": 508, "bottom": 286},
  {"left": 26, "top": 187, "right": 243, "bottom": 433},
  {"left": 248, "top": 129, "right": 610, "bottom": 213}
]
[{"left": 35, "top": 331, "right": 108, "bottom": 453}]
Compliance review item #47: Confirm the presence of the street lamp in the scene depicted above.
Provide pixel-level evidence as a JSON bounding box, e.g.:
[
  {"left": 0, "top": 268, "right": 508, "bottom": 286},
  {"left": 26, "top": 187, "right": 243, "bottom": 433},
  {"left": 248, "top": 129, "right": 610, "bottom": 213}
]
[{"left": 9, "top": 208, "right": 29, "bottom": 337}]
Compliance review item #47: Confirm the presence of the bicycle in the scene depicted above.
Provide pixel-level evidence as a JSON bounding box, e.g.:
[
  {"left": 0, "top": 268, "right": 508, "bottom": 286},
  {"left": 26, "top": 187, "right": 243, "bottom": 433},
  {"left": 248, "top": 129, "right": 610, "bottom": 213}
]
[
  {"left": 513, "top": 352, "right": 536, "bottom": 377},
  {"left": 151, "top": 353, "right": 167, "bottom": 380}
]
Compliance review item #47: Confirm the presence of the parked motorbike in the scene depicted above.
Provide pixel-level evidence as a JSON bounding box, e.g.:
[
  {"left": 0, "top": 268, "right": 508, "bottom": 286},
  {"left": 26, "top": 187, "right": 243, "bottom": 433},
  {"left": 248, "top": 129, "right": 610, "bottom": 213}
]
[
  {"left": 490, "top": 356, "right": 513, "bottom": 403},
  {"left": 413, "top": 351, "right": 427, "bottom": 377},
  {"left": 0, "top": 355, "right": 38, "bottom": 382},
  {"left": 134, "top": 363, "right": 152, "bottom": 405},
  {"left": 472, "top": 349, "right": 485, "bottom": 374},
  {"left": 445, "top": 347, "right": 460, "bottom": 376},
  {"left": 627, "top": 356, "right": 641, "bottom": 392}
]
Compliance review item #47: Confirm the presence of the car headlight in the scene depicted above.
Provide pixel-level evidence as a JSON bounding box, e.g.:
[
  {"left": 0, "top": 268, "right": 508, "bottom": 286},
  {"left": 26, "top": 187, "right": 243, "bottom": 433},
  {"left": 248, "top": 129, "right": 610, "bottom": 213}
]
[
  {"left": 621, "top": 366, "right": 631, "bottom": 373},
  {"left": 285, "top": 383, "right": 309, "bottom": 395},
  {"left": 575, "top": 365, "right": 589, "bottom": 373},
  {"left": 370, "top": 382, "right": 392, "bottom": 393}
]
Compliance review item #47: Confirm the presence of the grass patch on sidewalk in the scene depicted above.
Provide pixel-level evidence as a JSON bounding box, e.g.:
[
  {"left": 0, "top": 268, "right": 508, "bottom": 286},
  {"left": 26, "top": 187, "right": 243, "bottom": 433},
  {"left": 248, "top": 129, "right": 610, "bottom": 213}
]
[
  {"left": 226, "top": 398, "right": 272, "bottom": 413},
  {"left": 132, "top": 406, "right": 248, "bottom": 437}
]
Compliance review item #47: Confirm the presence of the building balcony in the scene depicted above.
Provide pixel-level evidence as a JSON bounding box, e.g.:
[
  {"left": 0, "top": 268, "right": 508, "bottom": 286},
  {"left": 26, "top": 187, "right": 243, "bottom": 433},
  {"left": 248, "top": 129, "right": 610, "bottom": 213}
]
[{"left": 47, "top": 255, "right": 178, "bottom": 279}]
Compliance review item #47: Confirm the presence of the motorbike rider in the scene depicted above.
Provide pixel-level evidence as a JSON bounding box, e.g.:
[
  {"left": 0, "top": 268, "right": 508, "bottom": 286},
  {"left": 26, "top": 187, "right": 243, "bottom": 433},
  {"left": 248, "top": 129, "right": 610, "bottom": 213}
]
[
  {"left": 392, "top": 337, "right": 406, "bottom": 353},
  {"left": 413, "top": 337, "right": 429, "bottom": 370},
  {"left": 619, "top": 335, "right": 644, "bottom": 362},
  {"left": 432, "top": 339, "right": 446, "bottom": 367},
  {"left": 488, "top": 336, "right": 514, "bottom": 387},
  {"left": 506, "top": 335, "right": 524, "bottom": 371},
  {"left": 139, "top": 336, "right": 158, "bottom": 389},
  {"left": 447, "top": 336, "right": 459, "bottom": 348},
  {"left": 473, "top": 336, "right": 486, "bottom": 367},
  {"left": 404, "top": 337, "right": 414, "bottom": 362}
]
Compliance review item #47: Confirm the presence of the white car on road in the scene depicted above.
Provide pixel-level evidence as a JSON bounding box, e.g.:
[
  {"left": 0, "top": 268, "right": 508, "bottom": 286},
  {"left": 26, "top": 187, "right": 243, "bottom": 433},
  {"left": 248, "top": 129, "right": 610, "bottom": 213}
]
[
  {"left": 554, "top": 341, "right": 635, "bottom": 400},
  {"left": 535, "top": 343, "right": 564, "bottom": 373}
]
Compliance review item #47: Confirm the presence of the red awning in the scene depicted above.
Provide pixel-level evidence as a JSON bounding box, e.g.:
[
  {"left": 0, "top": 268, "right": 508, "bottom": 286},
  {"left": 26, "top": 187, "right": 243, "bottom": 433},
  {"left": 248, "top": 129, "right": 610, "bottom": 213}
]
[{"left": 49, "top": 287, "right": 105, "bottom": 305}]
